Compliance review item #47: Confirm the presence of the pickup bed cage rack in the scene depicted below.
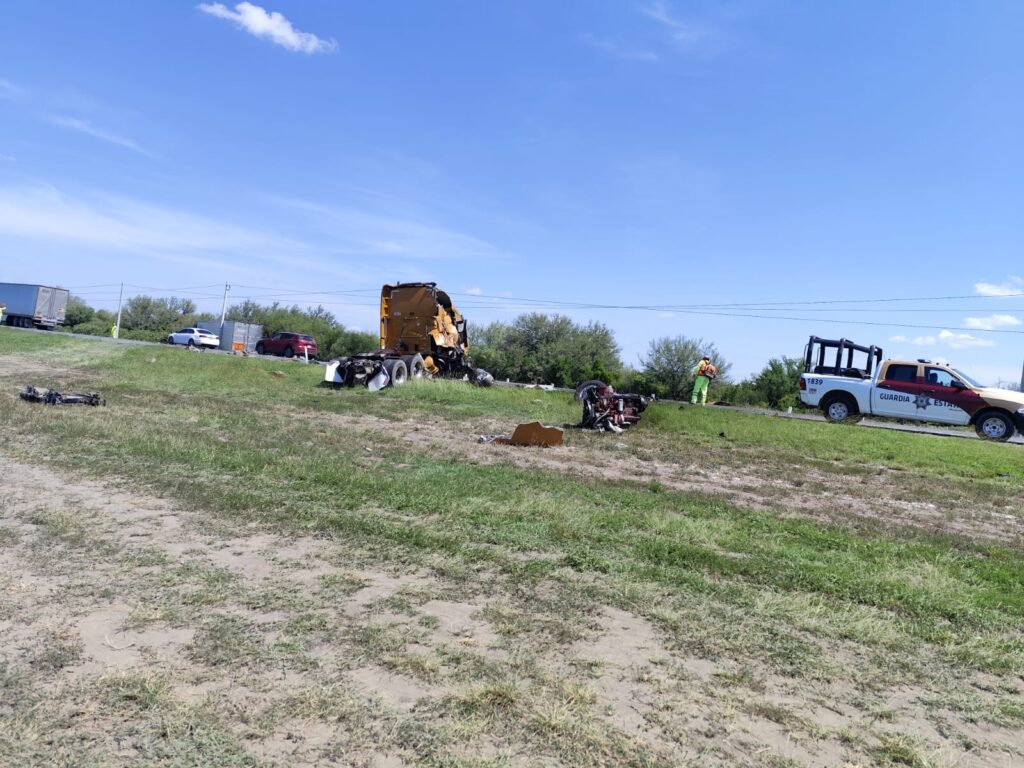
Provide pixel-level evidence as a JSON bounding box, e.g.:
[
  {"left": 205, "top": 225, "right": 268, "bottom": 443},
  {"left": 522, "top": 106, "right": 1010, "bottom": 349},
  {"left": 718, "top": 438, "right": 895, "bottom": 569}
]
[{"left": 804, "top": 336, "right": 883, "bottom": 379}]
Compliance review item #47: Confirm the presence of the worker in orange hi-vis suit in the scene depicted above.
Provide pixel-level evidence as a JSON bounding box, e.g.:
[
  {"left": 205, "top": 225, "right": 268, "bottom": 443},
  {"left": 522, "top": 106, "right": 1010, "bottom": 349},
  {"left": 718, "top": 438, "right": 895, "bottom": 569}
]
[{"left": 690, "top": 355, "right": 717, "bottom": 406}]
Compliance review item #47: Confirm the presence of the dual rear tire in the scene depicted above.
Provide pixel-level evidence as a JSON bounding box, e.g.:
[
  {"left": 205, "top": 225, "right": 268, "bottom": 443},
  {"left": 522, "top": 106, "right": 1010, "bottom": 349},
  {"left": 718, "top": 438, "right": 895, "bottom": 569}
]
[
  {"left": 381, "top": 355, "right": 425, "bottom": 388},
  {"left": 383, "top": 358, "right": 409, "bottom": 387}
]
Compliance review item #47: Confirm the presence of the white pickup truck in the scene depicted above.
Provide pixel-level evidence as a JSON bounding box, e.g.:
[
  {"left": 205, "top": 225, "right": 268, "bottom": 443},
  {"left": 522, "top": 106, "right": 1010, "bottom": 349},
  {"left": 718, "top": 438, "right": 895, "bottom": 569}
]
[{"left": 798, "top": 336, "right": 1024, "bottom": 441}]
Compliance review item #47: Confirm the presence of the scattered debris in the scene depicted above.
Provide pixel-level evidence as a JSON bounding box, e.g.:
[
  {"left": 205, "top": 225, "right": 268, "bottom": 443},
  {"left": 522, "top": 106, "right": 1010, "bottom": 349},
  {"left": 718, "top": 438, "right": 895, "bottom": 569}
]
[
  {"left": 19, "top": 386, "right": 105, "bottom": 406},
  {"left": 479, "top": 422, "right": 564, "bottom": 447},
  {"left": 271, "top": 371, "right": 286, "bottom": 378},
  {"left": 574, "top": 380, "right": 650, "bottom": 432},
  {"left": 471, "top": 368, "right": 494, "bottom": 387}
]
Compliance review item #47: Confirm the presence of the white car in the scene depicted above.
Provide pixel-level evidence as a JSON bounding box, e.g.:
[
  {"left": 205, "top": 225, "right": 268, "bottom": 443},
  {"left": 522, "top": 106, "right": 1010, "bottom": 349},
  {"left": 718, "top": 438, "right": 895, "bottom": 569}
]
[{"left": 167, "top": 327, "right": 220, "bottom": 349}]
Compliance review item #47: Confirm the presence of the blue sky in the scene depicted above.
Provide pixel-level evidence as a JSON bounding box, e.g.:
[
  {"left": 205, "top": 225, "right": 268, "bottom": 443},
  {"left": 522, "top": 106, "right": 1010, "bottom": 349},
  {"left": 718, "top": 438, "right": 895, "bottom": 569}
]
[{"left": 2, "top": 1, "right": 1023, "bottom": 383}]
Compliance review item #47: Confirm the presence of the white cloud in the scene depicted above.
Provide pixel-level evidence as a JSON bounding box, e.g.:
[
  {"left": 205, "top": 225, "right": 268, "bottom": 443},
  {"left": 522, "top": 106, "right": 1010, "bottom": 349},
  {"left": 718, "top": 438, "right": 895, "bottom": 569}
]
[
  {"left": 0, "top": 185, "right": 310, "bottom": 270},
  {"left": 580, "top": 33, "right": 658, "bottom": 61},
  {"left": 463, "top": 286, "right": 483, "bottom": 295},
  {"left": 962, "top": 314, "right": 1021, "bottom": 331},
  {"left": 891, "top": 330, "right": 995, "bottom": 349},
  {"left": 48, "top": 116, "right": 151, "bottom": 156},
  {"left": 198, "top": 2, "right": 337, "bottom": 54},
  {"left": 640, "top": 1, "right": 706, "bottom": 45},
  {"left": 275, "top": 197, "right": 501, "bottom": 261},
  {"left": 0, "top": 78, "right": 24, "bottom": 98},
  {"left": 911, "top": 335, "right": 937, "bottom": 346},
  {"left": 937, "top": 329, "right": 995, "bottom": 349},
  {"left": 974, "top": 276, "right": 1024, "bottom": 297}
]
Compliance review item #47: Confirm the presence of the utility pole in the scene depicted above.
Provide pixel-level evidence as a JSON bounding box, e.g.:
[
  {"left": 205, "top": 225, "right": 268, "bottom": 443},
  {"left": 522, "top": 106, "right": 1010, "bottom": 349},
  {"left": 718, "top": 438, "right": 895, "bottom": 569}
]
[
  {"left": 219, "top": 282, "right": 230, "bottom": 337},
  {"left": 113, "top": 282, "right": 124, "bottom": 339},
  {"left": 1019, "top": 358, "right": 1024, "bottom": 392}
]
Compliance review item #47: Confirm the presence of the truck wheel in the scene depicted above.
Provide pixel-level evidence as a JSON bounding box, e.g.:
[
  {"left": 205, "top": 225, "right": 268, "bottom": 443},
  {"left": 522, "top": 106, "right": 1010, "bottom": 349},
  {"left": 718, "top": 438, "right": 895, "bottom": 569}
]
[
  {"left": 255, "top": 343, "right": 265, "bottom": 355},
  {"left": 822, "top": 394, "right": 857, "bottom": 423},
  {"left": 383, "top": 358, "right": 408, "bottom": 387},
  {"left": 166, "top": 336, "right": 174, "bottom": 345},
  {"left": 284, "top": 346, "right": 294, "bottom": 358},
  {"left": 975, "top": 411, "right": 1014, "bottom": 441},
  {"left": 403, "top": 354, "right": 426, "bottom": 378}
]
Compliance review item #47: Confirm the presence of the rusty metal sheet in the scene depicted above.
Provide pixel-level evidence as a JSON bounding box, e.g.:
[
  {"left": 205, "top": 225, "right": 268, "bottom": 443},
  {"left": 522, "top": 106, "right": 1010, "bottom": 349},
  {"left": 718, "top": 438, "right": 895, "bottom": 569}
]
[{"left": 493, "top": 421, "right": 563, "bottom": 447}]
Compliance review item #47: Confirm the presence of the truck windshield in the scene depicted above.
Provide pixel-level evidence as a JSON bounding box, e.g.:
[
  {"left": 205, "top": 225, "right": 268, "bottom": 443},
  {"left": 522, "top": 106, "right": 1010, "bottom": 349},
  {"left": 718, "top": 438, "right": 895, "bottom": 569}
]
[{"left": 952, "top": 369, "right": 985, "bottom": 388}]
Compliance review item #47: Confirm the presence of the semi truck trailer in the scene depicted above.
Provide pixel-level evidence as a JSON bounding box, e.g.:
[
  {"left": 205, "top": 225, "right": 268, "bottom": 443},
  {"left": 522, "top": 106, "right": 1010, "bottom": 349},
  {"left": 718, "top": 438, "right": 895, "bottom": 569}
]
[{"left": 0, "top": 283, "right": 70, "bottom": 329}]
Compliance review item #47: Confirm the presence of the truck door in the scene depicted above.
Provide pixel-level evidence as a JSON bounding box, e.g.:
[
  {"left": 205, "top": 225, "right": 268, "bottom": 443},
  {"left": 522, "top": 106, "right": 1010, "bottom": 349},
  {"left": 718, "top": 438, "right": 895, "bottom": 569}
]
[
  {"left": 870, "top": 363, "right": 922, "bottom": 418},
  {"left": 35, "top": 286, "right": 53, "bottom": 323},
  {"left": 920, "top": 367, "right": 974, "bottom": 425}
]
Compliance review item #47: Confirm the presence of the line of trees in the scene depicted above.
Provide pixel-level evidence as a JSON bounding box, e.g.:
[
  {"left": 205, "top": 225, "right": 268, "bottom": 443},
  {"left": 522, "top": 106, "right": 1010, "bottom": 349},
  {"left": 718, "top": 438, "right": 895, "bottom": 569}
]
[
  {"left": 61, "top": 295, "right": 804, "bottom": 407},
  {"left": 470, "top": 314, "right": 804, "bottom": 408},
  {"left": 60, "top": 294, "right": 377, "bottom": 360}
]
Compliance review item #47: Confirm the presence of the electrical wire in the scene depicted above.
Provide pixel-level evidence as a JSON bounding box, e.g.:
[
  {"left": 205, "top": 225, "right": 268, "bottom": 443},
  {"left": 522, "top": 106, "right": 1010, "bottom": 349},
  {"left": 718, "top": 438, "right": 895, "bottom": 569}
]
[{"left": 60, "top": 283, "right": 1024, "bottom": 335}]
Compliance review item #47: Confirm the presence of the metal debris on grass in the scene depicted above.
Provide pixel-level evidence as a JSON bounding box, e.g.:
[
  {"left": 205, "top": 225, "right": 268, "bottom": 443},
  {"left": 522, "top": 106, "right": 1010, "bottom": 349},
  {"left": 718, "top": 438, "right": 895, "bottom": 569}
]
[
  {"left": 479, "top": 422, "right": 564, "bottom": 447},
  {"left": 574, "top": 380, "right": 650, "bottom": 432},
  {"left": 19, "top": 386, "right": 105, "bottom": 406}
]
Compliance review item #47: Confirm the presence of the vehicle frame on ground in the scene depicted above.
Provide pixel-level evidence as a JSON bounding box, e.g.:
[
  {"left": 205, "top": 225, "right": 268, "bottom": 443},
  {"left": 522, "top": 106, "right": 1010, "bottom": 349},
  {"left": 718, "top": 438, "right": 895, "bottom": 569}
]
[
  {"left": 799, "top": 335, "right": 1024, "bottom": 441},
  {"left": 166, "top": 327, "right": 220, "bottom": 349},
  {"left": 254, "top": 331, "right": 318, "bottom": 358}
]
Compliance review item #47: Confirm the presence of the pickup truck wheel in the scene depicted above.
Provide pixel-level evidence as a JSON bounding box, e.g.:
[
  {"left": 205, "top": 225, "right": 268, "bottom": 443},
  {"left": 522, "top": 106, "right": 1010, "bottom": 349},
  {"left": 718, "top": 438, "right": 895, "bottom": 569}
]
[
  {"left": 254, "top": 343, "right": 265, "bottom": 355},
  {"left": 975, "top": 411, "right": 1014, "bottom": 441},
  {"left": 822, "top": 394, "right": 857, "bottom": 423},
  {"left": 383, "top": 358, "right": 408, "bottom": 387}
]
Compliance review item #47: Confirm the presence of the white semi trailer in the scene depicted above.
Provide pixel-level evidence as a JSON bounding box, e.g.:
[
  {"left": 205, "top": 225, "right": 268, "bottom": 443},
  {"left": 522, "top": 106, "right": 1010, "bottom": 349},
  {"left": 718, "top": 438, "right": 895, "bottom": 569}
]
[{"left": 0, "top": 283, "right": 70, "bottom": 329}]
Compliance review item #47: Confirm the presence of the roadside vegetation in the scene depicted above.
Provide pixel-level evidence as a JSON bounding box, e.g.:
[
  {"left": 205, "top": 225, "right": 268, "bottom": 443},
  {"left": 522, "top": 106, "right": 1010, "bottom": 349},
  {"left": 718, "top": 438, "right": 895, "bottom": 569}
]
[
  {"left": 63, "top": 292, "right": 808, "bottom": 406},
  {"left": 1, "top": 329, "right": 1022, "bottom": 767}
]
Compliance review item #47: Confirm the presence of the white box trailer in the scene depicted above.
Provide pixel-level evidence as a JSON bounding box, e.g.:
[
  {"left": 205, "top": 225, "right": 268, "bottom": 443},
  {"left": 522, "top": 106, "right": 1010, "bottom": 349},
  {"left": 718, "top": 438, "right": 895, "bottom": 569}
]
[
  {"left": 218, "top": 320, "right": 263, "bottom": 352},
  {"left": 0, "top": 283, "right": 70, "bottom": 328}
]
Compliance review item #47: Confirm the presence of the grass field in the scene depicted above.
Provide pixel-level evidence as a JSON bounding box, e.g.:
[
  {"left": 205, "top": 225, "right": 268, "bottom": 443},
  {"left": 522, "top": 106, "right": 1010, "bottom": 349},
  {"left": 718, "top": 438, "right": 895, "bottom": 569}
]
[{"left": 1, "top": 328, "right": 1023, "bottom": 767}]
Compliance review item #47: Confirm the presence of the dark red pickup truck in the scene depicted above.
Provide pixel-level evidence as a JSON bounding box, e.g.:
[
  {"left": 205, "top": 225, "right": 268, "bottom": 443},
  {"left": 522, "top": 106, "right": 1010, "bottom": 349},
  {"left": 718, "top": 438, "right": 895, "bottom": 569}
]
[{"left": 254, "top": 332, "right": 318, "bottom": 358}]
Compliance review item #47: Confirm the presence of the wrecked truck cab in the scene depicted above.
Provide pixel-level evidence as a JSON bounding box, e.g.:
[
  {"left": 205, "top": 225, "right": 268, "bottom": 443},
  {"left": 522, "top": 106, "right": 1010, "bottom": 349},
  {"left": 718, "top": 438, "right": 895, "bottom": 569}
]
[{"left": 323, "top": 282, "right": 490, "bottom": 391}]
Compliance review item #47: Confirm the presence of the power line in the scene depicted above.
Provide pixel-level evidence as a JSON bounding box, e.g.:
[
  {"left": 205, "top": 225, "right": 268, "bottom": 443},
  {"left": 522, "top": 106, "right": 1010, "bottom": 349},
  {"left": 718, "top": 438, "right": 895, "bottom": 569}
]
[{"left": 61, "top": 282, "right": 1024, "bottom": 335}]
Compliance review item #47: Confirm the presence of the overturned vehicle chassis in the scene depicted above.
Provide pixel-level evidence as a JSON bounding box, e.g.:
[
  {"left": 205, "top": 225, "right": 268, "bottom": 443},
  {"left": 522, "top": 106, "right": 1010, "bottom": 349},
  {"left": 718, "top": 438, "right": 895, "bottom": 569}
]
[{"left": 575, "top": 380, "right": 650, "bottom": 432}]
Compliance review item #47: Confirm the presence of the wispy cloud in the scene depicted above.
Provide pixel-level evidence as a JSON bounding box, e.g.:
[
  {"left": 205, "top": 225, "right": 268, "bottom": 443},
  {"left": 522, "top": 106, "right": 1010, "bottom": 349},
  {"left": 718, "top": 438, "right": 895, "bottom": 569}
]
[
  {"left": 463, "top": 286, "right": 483, "bottom": 295},
  {"left": 48, "top": 116, "right": 152, "bottom": 156},
  {"left": 276, "top": 198, "right": 502, "bottom": 261},
  {"left": 975, "top": 276, "right": 1024, "bottom": 297},
  {"left": 0, "top": 185, "right": 312, "bottom": 273},
  {"left": 640, "top": 1, "right": 707, "bottom": 46},
  {"left": 0, "top": 78, "right": 26, "bottom": 99},
  {"left": 198, "top": 2, "right": 337, "bottom": 54},
  {"left": 889, "top": 334, "right": 936, "bottom": 346},
  {"left": 937, "top": 329, "right": 996, "bottom": 349},
  {"left": 580, "top": 33, "right": 658, "bottom": 62},
  {"left": 890, "top": 330, "right": 995, "bottom": 349},
  {"left": 963, "top": 314, "right": 1021, "bottom": 331}
]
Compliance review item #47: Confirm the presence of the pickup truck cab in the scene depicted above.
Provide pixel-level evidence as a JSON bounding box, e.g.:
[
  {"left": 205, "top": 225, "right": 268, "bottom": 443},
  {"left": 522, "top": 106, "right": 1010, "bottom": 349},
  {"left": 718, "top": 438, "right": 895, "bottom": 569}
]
[{"left": 799, "top": 336, "right": 1024, "bottom": 441}]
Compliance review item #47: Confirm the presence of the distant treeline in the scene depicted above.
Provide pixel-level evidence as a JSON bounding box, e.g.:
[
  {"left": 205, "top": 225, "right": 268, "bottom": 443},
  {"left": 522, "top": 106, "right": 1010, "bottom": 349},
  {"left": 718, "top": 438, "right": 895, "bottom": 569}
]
[
  {"left": 62, "top": 295, "right": 804, "bottom": 408},
  {"left": 61, "top": 294, "right": 377, "bottom": 360}
]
